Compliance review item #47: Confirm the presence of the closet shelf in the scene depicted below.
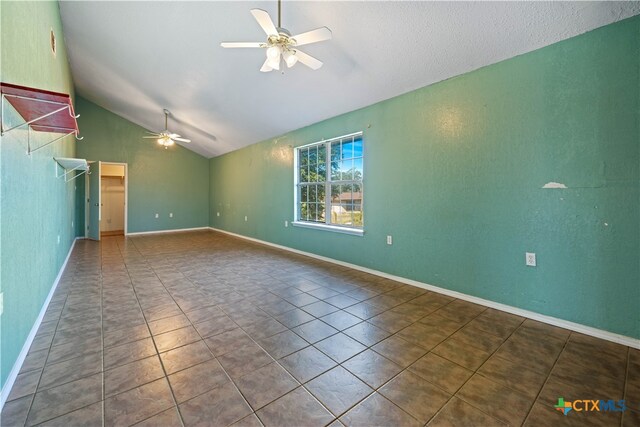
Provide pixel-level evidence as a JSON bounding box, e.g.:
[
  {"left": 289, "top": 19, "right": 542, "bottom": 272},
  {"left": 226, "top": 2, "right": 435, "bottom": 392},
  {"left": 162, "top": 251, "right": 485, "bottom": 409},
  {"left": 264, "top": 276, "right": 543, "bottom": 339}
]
[
  {"left": 1, "top": 82, "right": 83, "bottom": 155},
  {"left": 54, "top": 157, "right": 90, "bottom": 182}
]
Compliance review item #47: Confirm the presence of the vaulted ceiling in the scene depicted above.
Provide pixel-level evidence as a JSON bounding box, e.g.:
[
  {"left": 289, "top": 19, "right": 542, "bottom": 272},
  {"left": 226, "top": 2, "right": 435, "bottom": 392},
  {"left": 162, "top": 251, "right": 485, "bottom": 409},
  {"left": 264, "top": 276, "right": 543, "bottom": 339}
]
[{"left": 59, "top": 1, "right": 640, "bottom": 158}]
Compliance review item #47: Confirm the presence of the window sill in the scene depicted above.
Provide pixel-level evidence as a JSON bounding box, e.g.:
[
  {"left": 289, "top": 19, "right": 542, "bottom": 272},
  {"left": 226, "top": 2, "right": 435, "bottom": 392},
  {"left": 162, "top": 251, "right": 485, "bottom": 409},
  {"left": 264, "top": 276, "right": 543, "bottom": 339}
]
[{"left": 292, "top": 221, "right": 364, "bottom": 236}]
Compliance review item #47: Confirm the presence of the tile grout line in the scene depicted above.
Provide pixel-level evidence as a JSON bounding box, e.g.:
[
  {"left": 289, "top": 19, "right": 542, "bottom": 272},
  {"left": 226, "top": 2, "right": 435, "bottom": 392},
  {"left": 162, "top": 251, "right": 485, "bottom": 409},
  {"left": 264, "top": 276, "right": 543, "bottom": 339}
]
[
  {"left": 129, "top": 236, "right": 356, "bottom": 425},
  {"left": 17, "top": 232, "right": 631, "bottom": 427},
  {"left": 126, "top": 235, "right": 268, "bottom": 426},
  {"left": 519, "top": 331, "right": 572, "bottom": 426},
  {"left": 100, "top": 241, "right": 106, "bottom": 427},
  {"left": 424, "top": 312, "right": 529, "bottom": 426},
  {"left": 621, "top": 346, "right": 630, "bottom": 427},
  {"left": 21, "top": 267, "right": 74, "bottom": 426},
  {"left": 116, "top": 237, "right": 186, "bottom": 427}
]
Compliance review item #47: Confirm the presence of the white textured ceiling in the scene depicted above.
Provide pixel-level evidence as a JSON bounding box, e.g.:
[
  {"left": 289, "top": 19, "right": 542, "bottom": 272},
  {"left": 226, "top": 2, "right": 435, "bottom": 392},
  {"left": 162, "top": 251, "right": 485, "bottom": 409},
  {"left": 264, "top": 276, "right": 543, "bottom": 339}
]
[{"left": 59, "top": 1, "right": 639, "bottom": 158}]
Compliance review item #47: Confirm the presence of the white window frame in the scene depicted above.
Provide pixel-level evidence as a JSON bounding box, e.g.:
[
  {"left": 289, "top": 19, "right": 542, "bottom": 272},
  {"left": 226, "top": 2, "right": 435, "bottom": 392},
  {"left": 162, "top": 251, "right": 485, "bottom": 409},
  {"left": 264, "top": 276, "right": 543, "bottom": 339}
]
[{"left": 293, "top": 131, "right": 364, "bottom": 236}]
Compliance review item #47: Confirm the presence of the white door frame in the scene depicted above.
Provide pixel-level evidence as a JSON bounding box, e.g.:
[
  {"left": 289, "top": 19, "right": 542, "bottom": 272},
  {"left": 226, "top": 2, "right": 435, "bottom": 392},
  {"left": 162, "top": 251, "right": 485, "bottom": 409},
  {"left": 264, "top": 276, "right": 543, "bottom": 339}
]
[
  {"left": 101, "top": 162, "right": 128, "bottom": 235},
  {"left": 86, "top": 161, "right": 128, "bottom": 237}
]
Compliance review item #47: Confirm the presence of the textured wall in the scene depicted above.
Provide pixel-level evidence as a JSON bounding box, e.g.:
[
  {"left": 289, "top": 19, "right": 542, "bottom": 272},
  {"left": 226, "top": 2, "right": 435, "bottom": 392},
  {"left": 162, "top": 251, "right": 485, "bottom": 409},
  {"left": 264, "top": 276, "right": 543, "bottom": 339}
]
[
  {"left": 76, "top": 97, "right": 209, "bottom": 233},
  {"left": 210, "top": 16, "right": 640, "bottom": 339},
  {"left": 1, "top": 1, "right": 77, "bottom": 388}
]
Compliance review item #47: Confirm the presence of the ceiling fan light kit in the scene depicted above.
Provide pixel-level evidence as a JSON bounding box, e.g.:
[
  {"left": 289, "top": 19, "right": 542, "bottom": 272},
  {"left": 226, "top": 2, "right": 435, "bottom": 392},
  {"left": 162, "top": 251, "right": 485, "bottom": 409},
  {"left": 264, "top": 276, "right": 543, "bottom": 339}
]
[
  {"left": 143, "top": 109, "right": 191, "bottom": 149},
  {"left": 221, "top": 0, "right": 332, "bottom": 73}
]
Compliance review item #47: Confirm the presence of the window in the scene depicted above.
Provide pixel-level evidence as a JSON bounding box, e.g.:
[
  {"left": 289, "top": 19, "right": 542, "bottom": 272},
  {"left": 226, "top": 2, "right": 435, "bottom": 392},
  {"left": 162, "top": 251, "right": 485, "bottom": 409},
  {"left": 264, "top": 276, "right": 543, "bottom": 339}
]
[{"left": 294, "top": 132, "right": 363, "bottom": 235}]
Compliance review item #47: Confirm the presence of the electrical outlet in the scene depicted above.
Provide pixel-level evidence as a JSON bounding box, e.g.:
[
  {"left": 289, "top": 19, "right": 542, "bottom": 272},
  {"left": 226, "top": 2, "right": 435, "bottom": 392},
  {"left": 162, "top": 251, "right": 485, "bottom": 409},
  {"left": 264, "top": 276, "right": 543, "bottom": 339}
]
[
  {"left": 169, "top": 213, "right": 173, "bottom": 218},
  {"left": 217, "top": 212, "right": 220, "bottom": 217},
  {"left": 57, "top": 235, "right": 60, "bottom": 244},
  {"left": 244, "top": 216, "right": 248, "bottom": 222},
  {"left": 526, "top": 252, "right": 537, "bottom": 267},
  {"left": 0, "top": 292, "right": 4, "bottom": 316},
  {"left": 155, "top": 213, "right": 159, "bottom": 219},
  {"left": 71, "top": 221, "right": 74, "bottom": 228},
  {"left": 386, "top": 235, "right": 393, "bottom": 245},
  {"left": 285, "top": 220, "right": 288, "bottom": 227}
]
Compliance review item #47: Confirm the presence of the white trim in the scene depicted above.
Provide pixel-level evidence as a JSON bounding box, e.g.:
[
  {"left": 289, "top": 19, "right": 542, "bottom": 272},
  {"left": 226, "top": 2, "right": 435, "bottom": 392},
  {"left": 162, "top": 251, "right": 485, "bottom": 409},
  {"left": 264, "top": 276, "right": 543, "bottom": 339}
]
[
  {"left": 292, "top": 221, "right": 364, "bottom": 236},
  {"left": 297, "top": 131, "right": 364, "bottom": 149},
  {"left": 208, "top": 227, "right": 640, "bottom": 349},
  {"left": 0, "top": 237, "right": 79, "bottom": 411},
  {"left": 100, "top": 161, "right": 128, "bottom": 236},
  {"left": 126, "top": 226, "right": 209, "bottom": 236}
]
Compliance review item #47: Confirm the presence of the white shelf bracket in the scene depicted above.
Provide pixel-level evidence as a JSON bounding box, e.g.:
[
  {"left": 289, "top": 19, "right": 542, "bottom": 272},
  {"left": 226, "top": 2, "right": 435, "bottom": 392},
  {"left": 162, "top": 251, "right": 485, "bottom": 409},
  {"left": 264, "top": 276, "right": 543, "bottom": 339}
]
[{"left": 54, "top": 158, "right": 90, "bottom": 182}]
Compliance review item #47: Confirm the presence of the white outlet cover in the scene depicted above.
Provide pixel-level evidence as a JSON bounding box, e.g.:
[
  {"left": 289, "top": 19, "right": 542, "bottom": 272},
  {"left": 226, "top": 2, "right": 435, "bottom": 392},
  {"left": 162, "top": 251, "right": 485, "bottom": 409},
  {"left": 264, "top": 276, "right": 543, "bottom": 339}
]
[
  {"left": 526, "top": 252, "right": 537, "bottom": 267},
  {"left": 387, "top": 235, "right": 393, "bottom": 245},
  {"left": 170, "top": 213, "right": 173, "bottom": 218},
  {"left": 285, "top": 220, "right": 288, "bottom": 227},
  {"left": 155, "top": 213, "right": 159, "bottom": 218},
  {"left": 244, "top": 216, "right": 248, "bottom": 222},
  {"left": 217, "top": 212, "right": 220, "bottom": 217},
  {"left": 0, "top": 292, "right": 3, "bottom": 316}
]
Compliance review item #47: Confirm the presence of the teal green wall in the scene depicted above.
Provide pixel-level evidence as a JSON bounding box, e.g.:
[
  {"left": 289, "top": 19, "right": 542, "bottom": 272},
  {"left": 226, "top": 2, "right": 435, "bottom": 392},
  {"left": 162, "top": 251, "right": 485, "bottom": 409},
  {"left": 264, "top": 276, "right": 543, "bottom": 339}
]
[
  {"left": 210, "top": 16, "right": 640, "bottom": 339},
  {"left": 76, "top": 97, "right": 209, "bottom": 233},
  {"left": 1, "top": 1, "right": 77, "bottom": 388}
]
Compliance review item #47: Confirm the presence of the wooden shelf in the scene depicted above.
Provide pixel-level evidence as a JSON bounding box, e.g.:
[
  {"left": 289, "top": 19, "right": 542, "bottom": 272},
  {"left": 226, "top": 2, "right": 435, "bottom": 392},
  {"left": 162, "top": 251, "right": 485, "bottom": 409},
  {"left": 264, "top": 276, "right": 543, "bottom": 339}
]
[{"left": 1, "top": 82, "right": 82, "bottom": 154}]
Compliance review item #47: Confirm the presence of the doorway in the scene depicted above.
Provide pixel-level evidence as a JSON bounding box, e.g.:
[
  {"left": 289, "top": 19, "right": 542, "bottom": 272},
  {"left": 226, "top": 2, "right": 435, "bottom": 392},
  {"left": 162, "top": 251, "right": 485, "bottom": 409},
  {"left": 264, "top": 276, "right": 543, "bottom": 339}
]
[{"left": 86, "top": 161, "right": 128, "bottom": 240}]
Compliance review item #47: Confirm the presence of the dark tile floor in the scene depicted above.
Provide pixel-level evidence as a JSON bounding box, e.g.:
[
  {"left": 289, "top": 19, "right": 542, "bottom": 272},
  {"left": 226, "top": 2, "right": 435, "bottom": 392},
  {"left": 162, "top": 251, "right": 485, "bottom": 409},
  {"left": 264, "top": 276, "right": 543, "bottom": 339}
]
[{"left": 2, "top": 230, "right": 638, "bottom": 426}]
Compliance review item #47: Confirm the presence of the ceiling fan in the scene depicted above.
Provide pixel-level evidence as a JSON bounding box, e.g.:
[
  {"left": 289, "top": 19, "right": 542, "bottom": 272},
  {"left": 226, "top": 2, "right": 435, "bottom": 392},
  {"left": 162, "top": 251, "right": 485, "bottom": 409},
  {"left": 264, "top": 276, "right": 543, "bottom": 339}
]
[
  {"left": 220, "top": 0, "right": 332, "bottom": 72},
  {"left": 143, "top": 109, "right": 191, "bottom": 149}
]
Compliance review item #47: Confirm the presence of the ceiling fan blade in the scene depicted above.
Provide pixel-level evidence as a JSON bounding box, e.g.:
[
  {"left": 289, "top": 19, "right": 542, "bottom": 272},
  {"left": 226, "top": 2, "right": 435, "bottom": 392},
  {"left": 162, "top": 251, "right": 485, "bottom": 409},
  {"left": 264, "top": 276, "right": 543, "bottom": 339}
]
[
  {"left": 294, "top": 50, "right": 323, "bottom": 70},
  {"left": 250, "top": 9, "right": 278, "bottom": 36},
  {"left": 169, "top": 133, "right": 181, "bottom": 138},
  {"left": 174, "top": 137, "right": 191, "bottom": 143},
  {"left": 260, "top": 58, "right": 274, "bottom": 72},
  {"left": 220, "top": 42, "right": 264, "bottom": 48},
  {"left": 291, "top": 27, "right": 332, "bottom": 46},
  {"left": 143, "top": 136, "right": 159, "bottom": 139}
]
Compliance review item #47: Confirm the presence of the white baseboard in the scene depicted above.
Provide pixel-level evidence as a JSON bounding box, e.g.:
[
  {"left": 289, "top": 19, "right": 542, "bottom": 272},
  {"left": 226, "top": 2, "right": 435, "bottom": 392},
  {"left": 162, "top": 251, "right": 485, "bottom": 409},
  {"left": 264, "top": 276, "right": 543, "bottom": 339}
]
[
  {"left": 208, "top": 227, "right": 640, "bottom": 349},
  {"left": 0, "top": 237, "right": 79, "bottom": 411},
  {"left": 126, "top": 226, "right": 209, "bottom": 236}
]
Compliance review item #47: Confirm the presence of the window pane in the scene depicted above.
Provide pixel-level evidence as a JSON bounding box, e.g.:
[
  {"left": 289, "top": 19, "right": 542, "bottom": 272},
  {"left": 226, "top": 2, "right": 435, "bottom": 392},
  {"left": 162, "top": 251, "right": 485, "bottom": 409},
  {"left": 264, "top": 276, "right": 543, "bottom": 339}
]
[
  {"left": 317, "top": 184, "right": 326, "bottom": 202},
  {"left": 318, "top": 203, "right": 325, "bottom": 221},
  {"left": 353, "top": 136, "right": 363, "bottom": 158},
  {"left": 353, "top": 158, "right": 363, "bottom": 180},
  {"left": 309, "top": 185, "right": 317, "bottom": 203},
  {"left": 298, "top": 135, "right": 363, "bottom": 228},
  {"left": 335, "top": 204, "right": 352, "bottom": 225},
  {"left": 308, "top": 146, "right": 317, "bottom": 164},
  {"left": 331, "top": 184, "right": 341, "bottom": 203},
  {"left": 309, "top": 203, "right": 317, "bottom": 221},
  {"left": 309, "top": 163, "right": 317, "bottom": 182},
  {"left": 331, "top": 142, "right": 340, "bottom": 162},
  {"left": 342, "top": 140, "right": 353, "bottom": 159},
  {"left": 331, "top": 157, "right": 341, "bottom": 180},
  {"left": 318, "top": 161, "right": 326, "bottom": 182},
  {"left": 341, "top": 160, "right": 353, "bottom": 180},
  {"left": 318, "top": 145, "right": 327, "bottom": 163},
  {"left": 353, "top": 203, "right": 363, "bottom": 226}
]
